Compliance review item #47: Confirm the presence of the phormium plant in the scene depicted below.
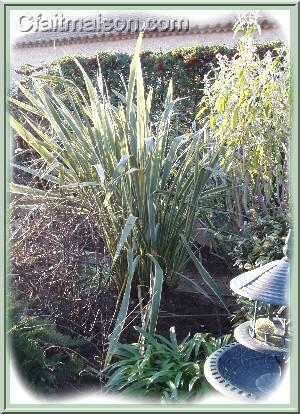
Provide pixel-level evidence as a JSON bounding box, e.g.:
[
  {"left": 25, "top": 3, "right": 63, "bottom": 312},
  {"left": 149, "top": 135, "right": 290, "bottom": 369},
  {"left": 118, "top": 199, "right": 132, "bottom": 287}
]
[{"left": 10, "top": 33, "right": 229, "bottom": 366}]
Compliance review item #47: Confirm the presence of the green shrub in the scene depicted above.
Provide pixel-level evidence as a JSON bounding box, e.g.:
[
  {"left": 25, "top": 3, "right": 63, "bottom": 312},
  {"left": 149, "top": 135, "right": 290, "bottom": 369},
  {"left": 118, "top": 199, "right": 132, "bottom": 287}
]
[
  {"left": 230, "top": 207, "right": 289, "bottom": 271},
  {"left": 197, "top": 17, "right": 290, "bottom": 224},
  {"left": 103, "top": 326, "right": 232, "bottom": 402},
  {"left": 13, "top": 41, "right": 283, "bottom": 127}
]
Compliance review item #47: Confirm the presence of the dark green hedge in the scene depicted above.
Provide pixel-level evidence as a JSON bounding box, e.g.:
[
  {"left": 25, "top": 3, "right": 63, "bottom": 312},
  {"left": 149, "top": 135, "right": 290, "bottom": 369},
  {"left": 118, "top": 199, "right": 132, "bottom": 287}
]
[{"left": 14, "top": 40, "right": 282, "bottom": 124}]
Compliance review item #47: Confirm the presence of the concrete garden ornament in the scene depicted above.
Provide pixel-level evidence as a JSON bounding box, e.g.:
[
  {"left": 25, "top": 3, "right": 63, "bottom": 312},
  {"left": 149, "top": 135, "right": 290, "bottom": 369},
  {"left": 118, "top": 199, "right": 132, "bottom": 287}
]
[{"left": 204, "top": 231, "right": 290, "bottom": 400}]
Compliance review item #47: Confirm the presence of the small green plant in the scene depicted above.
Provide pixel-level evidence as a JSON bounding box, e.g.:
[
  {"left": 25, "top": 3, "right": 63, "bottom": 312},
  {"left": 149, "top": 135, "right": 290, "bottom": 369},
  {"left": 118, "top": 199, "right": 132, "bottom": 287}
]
[{"left": 103, "top": 326, "right": 232, "bottom": 402}]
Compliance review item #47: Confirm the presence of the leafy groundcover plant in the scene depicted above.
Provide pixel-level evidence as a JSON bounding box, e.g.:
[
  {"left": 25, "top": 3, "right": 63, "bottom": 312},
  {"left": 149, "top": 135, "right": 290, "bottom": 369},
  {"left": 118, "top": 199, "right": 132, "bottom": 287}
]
[
  {"left": 103, "top": 326, "right": 232, "bottom": 402},
  {"left": 9, "top": 296, "right": 99, "bottom": 393},
  {"left": 10, "top": 32, "right": 229, "bottom": 367}
]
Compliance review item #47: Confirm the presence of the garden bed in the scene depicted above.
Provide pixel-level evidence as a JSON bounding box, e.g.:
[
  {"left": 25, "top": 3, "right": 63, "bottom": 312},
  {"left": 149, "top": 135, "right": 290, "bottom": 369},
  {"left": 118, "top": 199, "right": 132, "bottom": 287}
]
[
  {"left": 10, "top": 203, "right": 236, "bottom": 395},
  {"left": 9, "top": 14, "right": 290, "bottom": 402}
]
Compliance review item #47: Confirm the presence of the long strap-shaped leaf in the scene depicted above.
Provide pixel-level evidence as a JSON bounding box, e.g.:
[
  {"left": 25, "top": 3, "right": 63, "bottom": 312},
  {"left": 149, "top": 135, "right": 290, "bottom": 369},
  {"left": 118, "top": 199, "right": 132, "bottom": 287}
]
[
  {"left": 146, "top": 254, "right": 164, "bottom": 334},
  {"left": 10, "top": 183, "right": 61, "bottom": 199},
  {"left": 105, "top": 248, "right": 140, "bottom": 366},
  {"left": 174, "top": 272, "right": 214, "bottom": 303},
  {"left": 10, "top": 116, "right": 55, "bottom": 164},
  {"left": 112, "top": 215, "right": 137, "bottom": 267},
  {"left": 180, "top": 235, "right": 229, "bottom": 313},
  {"left": 11, "top": 163, "right": 59, "bottom": 185}
]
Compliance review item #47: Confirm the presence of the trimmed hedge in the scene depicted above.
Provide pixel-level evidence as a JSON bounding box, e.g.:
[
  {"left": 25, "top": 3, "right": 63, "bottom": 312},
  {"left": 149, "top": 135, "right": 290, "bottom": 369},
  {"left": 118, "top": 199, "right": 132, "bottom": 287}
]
[{"left": 13, "top": 40, "right": 282, "bottom": 124}]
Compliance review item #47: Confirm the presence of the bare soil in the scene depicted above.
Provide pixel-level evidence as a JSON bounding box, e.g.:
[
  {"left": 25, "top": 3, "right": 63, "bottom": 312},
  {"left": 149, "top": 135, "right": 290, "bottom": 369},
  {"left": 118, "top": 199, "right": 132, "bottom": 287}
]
[{"left": 120, "top": 254, "right": 238, "bottom": 344}]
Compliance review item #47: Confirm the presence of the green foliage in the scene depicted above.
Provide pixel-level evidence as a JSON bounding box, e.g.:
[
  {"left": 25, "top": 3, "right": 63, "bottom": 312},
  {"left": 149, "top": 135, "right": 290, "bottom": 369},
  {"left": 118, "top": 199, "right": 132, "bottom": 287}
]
[
  {"left": 231, "top": 295, "right": 287, "bottom": 328},
  {"left": 197, "top": 19, "right": 289, "bottom": 217},
  {"left": 9, "top": 298, "right": 98, "bottom": 394},
  {"left": 13, "top": 41, "right": 282, "bottom": 127},
  {"left": 103, "top": 326, "right": 232, "bottom": 402},
  {"left": 230, "top": 208, "right": 288, "bottom": 271},
  {"left": 230, "top": 296, "right": 267, "bottom": 328},
  {"left": 10, "top": 34, "right": 229, "bottom": 366}
]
